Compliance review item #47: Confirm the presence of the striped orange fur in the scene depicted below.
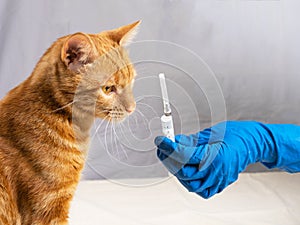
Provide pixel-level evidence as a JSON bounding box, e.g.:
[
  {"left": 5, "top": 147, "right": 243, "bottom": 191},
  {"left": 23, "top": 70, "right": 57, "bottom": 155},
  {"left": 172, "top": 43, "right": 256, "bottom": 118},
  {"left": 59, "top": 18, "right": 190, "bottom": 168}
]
[{"left": 0, "top": 21, "right": 140, "bottom": 225}]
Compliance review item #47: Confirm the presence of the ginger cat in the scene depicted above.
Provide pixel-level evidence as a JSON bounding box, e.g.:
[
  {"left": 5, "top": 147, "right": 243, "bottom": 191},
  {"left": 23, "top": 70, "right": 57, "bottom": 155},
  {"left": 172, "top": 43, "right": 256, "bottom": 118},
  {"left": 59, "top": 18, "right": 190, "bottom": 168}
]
[{"left": 0, "top": 21, "right": 140, "bottom": 225}]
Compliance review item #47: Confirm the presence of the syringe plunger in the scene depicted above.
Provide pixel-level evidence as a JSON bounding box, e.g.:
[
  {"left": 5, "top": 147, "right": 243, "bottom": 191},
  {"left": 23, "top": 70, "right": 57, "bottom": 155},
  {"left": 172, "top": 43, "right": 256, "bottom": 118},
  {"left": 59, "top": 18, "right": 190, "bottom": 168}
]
[{"left": 159, "top": 73, "right": 172, "bottom": 115}]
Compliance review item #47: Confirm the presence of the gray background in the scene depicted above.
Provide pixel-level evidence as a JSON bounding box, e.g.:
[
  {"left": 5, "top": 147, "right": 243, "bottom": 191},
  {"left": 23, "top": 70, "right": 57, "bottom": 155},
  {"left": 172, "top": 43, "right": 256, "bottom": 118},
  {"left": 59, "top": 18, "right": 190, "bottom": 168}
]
[{"left": 1, "top": 0, "right": 299, "bottom": 180}]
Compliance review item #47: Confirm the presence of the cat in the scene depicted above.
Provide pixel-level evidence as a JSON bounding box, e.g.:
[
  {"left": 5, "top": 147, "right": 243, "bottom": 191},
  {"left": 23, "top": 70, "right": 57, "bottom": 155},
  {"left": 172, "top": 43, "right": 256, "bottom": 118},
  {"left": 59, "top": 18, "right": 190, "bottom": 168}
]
[{"left": 0, "top": 20, "right": 140, "bottom": 225}]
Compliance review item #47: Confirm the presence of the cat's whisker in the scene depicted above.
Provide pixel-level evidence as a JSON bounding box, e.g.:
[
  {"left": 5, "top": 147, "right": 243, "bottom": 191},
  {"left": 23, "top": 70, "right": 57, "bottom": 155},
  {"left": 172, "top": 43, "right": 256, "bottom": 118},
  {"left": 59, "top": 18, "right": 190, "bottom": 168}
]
[
  {"left": 133, "top": 107, "right": 149, "bottom": 123},
  {"left": 119, "top": 124, "right": 133, "bottom": 150},
  {"left": 112, "top": 121, "right": 130, "bottom": 159},
  {"left": 103, "top": 115, "right": 112, "bottom": 155},
  {"left": 112, "top": 120, "right": 129, "bottom": 160},
  {"left": 92, "top": 115, "right": 110, "bottom": 139},
  {"left": 134, "top": 103, "right": 157, "bottom": 123},
  {"left": 135, "top": 110, "right": 144, "bottom": 124},
  {"left": 110, "top": 120, "right": 119, "bottom": 159},
  {"left": 92, "top": 114, "right": 110, "bottom": 140},
  {"left": 110, "top": 121, "right": 118, "bottom": 159},
  {"left": 126, "top": 109, "right": 139, "bottom": 126},
  {"left": 132, "top": 108, "right": 151, "bottom": 133},
  {"left": 133, "top": 112, "right": 139, "bottom": 126}
]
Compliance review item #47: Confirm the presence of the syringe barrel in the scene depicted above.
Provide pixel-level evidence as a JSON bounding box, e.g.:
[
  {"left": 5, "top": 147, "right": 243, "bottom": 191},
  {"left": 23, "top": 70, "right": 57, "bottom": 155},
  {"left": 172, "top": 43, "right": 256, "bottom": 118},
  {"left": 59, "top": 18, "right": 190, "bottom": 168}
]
[{"left": 161, "top": 115, "right": 175, "bottom": 142}]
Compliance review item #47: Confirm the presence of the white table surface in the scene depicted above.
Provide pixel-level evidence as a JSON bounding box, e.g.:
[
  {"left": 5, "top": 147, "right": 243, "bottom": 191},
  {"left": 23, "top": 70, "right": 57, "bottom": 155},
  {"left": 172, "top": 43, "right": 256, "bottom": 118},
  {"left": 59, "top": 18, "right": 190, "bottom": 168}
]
[{"left": 70, "top": 172, "right": 300, "bottom": 225}]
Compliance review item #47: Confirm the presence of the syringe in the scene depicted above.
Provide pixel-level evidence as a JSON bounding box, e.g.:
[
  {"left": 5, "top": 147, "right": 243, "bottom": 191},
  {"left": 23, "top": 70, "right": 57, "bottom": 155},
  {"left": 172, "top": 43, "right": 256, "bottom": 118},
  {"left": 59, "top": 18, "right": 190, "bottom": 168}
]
[{"left": 159, "top": 73, "right": 175, "bottom": 142}]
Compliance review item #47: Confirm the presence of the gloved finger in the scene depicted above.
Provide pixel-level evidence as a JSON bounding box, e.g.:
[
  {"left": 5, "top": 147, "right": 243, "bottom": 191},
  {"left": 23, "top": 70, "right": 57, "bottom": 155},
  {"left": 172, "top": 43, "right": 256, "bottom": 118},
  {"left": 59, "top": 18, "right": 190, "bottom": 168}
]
[
  {"left": 183, "top": 174, "right": 217, "bottom": 196},
  {"left": 155, "top": 135, "right": 205, "bottom": 150},
  {"left": 199, "top": 174, "right": 235, "bottom": 199},
  {"left": 157, "top": 138, "right": 222, "bottom": 167},
  {"left": 214, "top": 177, "right": 229, "bottom": 195},
  {"left": 156, "top": 136, "right": 200, "bottom": 164},
  {"left": 197, "top": 177, "right": 224, "bottom": 199},
  {"left": 192, "top": 163, "right": 221, "bottom": 193},
  {"left": 163, "top": 145, "right": 203, "bottom": 165},
  {"left": 157, "top": 148, "right": 168, "bottom": 161},
  {"left": 158, "top": 150, "right": 223, "bottom": 199},
  {"left": 157, "top": 149, "right": 184, "bottom": 175},
  {"left": 158, "top": 150, "right": 211, "bottom": 181},
  {"left": 178, "top": 177, "right": 222, "bottom": 199},
  {"left": 216, "top": 170, "right": 240, "bottom": 195},
  {"left": 173, "top": 177, "right": 201, "bottom": 193},
  {"left": 175, "top": 132, "right": 210, "bottom": 146},
  {"left": 155, "top": 131, "right": 211, "bottom": 149},
  {"left": 177, "top": 178, "right": 203, "bottom": 193},
  {"left": 176, "top": 164, "right": 209, "bottom": 181},
  {"left": 155, "top": 136, "right": 176, "bottom": 150},
  {"left": 158, "top": 153, "right": 221, "bottom": 195},
  {"left": 196, "top": 189, "right": 212, "bottom": 199}
]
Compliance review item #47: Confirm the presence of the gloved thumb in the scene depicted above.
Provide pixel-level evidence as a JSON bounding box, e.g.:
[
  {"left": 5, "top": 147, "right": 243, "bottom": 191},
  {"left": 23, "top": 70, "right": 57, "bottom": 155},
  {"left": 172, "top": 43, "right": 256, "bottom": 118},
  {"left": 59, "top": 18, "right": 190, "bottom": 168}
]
[{"left": 155, "top": 136, "right": 174, "bottom": 149}]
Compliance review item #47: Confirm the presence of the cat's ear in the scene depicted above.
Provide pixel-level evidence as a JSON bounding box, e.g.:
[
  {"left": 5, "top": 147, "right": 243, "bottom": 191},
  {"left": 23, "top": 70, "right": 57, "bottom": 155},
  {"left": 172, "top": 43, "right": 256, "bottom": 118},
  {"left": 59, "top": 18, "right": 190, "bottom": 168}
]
[
  {"left": 108, "top": 20, "right": 141, "bottom": 46},
  {"left": 61, "top": 33, "right": 96, "bottom": 72}
]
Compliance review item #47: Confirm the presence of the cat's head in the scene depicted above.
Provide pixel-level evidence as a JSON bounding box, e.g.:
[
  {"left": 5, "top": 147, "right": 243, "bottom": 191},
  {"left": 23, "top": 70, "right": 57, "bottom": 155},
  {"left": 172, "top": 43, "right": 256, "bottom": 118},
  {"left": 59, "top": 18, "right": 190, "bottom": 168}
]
[{"left": 60, "top": 21, "right": 140, "bottom": 121}]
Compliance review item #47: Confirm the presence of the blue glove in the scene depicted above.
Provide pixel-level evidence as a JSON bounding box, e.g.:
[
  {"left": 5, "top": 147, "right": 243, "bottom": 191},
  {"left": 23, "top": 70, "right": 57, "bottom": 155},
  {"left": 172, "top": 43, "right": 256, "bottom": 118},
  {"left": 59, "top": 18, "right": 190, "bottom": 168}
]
[{"left": 155, "top": 121, "right": 300, "bottom": 199}]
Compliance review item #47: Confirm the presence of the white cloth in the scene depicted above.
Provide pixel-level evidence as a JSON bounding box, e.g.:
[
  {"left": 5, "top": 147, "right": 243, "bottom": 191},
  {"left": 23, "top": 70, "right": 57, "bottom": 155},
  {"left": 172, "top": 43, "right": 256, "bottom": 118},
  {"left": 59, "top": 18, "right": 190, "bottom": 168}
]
[{"left": 70, "top": 172, "right": 300, "bottom": 225}]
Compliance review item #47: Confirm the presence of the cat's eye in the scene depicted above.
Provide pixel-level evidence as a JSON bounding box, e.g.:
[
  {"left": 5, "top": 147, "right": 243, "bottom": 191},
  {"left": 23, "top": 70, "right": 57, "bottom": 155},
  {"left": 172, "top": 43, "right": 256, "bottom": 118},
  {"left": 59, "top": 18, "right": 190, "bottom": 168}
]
[{"left": 102, "top": 85, "right": 116, "bottom": 95}]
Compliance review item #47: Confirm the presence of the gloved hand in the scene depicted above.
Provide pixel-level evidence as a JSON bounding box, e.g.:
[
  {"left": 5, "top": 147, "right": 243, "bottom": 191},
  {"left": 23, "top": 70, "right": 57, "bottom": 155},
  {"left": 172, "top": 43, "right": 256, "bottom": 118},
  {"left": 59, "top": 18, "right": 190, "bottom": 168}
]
[{"left": 155, "top": 121, "right": 300, "bottom": 199}]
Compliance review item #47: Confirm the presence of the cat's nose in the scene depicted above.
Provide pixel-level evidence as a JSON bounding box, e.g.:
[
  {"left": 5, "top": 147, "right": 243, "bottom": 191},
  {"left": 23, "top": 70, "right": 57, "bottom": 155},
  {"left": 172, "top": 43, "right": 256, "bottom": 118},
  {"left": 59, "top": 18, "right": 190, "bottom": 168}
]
[{"left": 126, "top": 103, "right": 136, "bottom": 114}]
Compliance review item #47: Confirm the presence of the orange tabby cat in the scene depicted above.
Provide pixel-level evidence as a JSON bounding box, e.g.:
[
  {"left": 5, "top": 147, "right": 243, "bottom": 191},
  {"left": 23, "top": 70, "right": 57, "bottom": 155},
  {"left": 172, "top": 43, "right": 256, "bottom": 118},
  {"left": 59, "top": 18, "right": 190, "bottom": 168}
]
[{"left": 0, "top": 21, "right": 140, "bottom": 225}]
